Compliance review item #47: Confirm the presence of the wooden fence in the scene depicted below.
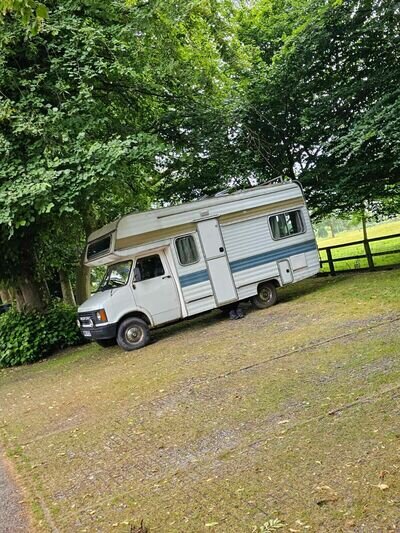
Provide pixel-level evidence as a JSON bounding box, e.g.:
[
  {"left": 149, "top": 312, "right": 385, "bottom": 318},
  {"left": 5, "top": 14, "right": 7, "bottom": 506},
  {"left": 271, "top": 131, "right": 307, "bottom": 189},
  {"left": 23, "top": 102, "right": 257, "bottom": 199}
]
[{"left": 318, "top": 232, "right": 400, "bottom": 276}]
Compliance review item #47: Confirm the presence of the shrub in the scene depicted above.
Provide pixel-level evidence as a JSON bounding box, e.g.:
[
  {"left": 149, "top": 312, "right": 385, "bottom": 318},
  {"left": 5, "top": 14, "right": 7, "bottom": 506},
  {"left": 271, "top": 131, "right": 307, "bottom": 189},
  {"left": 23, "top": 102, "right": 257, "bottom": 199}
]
[{"left": 0, "top": 301, "right": 83, "bottom": 367}]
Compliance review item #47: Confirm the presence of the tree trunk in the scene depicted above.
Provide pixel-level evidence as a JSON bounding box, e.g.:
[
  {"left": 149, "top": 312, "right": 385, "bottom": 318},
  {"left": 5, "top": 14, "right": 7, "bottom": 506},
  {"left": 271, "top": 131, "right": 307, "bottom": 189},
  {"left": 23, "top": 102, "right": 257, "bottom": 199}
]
[
  {"left": 11, "top": 287, "right": 25, "bottom": 312},
  {"left": 18, "top": 233, "right": 46, "bottom": 311},
  {"left": 59, "top": 270, "right": 76, "bottom": 306},
  {"left": 20, "top": 278, "right": 45, "bottom": 311},
  {"left": 75, "top": 213, "right": 96, "bottom": 305},
  {"left": 0, "top": 288, "right": 11, "bottom": 304},
  {"left": 75, "top": 254, "right": 91, "bottom": 305}
]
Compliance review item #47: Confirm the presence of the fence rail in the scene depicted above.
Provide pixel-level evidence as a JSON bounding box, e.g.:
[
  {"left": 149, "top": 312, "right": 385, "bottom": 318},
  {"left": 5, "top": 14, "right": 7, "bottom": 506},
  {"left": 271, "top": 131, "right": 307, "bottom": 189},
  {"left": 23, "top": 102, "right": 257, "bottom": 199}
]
[{"left": 318, "top": 232, "right": 400, "bottom": 276}]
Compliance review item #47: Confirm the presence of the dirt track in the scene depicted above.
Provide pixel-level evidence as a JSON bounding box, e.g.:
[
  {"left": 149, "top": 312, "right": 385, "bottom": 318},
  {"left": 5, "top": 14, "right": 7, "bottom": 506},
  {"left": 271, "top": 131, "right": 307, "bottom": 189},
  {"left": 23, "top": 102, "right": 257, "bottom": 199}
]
[
  {"left": 0, "top": 451, "right": 28, "bottom": 532},
  {"left": 0, "top": 271, "right": 399, "bottom": 532}
]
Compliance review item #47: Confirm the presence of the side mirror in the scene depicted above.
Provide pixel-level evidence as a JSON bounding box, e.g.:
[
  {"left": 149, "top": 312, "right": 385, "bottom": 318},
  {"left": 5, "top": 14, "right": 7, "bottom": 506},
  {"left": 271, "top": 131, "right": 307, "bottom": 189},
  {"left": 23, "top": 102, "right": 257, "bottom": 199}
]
[{"left": 133, "top": 266, "right": 142, "bottom": 282}]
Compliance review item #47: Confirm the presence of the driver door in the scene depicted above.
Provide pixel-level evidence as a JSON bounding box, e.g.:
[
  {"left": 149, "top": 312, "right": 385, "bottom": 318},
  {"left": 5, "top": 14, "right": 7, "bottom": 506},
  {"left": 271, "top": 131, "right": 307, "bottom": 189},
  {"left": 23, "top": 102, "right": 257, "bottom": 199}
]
[{"left": 132, "top": 251, "right": 182, "bottom": 326}]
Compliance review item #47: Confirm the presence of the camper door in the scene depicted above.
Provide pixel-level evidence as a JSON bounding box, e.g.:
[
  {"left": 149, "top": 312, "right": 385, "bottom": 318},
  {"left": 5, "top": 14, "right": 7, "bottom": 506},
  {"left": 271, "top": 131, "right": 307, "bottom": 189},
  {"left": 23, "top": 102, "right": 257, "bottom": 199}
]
[{"left": 197, "top": 219, "right": 238, "bottom": 306}]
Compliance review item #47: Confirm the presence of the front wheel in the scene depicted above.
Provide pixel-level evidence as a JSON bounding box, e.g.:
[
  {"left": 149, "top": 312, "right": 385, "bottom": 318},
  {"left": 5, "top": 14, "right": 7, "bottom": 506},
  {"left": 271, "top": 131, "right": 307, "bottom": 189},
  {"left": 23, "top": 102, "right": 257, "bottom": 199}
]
[
  {"left": 252, "top": 282, "right": 277, "bottom": 309},
  {"left": 117, "top": 317, "right": 150, "bottom": 351}
]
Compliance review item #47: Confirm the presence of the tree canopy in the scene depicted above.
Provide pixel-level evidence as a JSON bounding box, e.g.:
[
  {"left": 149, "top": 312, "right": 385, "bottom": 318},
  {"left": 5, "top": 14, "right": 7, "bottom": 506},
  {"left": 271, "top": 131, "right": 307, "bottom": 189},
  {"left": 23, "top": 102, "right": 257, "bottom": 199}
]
[
  {"left": 236, "top": 0, "right": 400, "bottom": 217},
  {"left": 0, "top": 0, "right": 399, "bottom": 309}
]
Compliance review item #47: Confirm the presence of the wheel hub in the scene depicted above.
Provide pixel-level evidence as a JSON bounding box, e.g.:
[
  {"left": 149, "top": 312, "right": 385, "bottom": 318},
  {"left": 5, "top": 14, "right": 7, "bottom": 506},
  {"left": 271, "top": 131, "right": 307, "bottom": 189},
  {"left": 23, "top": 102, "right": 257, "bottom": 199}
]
[
  {"left": 126, "top": 326, "right": 143, "bottom": 343},
  {"left": 260, "top": 287, "right": 272, "bottom": 301}
]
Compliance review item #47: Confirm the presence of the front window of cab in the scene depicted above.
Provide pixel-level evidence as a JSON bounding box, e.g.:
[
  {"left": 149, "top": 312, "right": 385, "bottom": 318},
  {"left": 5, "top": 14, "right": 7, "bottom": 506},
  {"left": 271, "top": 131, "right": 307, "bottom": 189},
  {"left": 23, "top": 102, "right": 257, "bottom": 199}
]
[{"left": 98, "top": 261, "right": 132, "bottom": 291}]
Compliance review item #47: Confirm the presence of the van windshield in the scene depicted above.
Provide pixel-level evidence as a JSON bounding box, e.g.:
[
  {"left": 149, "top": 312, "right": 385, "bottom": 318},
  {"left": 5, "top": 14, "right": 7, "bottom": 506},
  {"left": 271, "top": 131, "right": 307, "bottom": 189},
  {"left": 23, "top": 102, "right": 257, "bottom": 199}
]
[{"left": 98, "top": 261, "right": 132, "bottom": 291}]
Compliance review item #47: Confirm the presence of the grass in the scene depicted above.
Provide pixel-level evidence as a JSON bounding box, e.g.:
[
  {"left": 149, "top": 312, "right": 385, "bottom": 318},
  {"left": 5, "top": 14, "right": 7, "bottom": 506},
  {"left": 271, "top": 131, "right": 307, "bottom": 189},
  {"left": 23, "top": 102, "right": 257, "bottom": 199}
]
[
  {"left": 1, "top": 270, "right": 400, "bottom": 532},
  {"left": 317, "top": 219, "right": 400, "bottom": 273}
]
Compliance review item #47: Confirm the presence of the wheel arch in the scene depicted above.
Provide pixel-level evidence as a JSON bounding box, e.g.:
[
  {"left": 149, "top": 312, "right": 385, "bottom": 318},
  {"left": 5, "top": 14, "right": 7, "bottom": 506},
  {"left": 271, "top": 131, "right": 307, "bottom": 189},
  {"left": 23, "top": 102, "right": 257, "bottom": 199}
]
[
  {"left": 257, "top": 278, "right": 281, "bottom": 290},
  {"left": 117, "top": 310, "right": 152, "bottom": 330}
]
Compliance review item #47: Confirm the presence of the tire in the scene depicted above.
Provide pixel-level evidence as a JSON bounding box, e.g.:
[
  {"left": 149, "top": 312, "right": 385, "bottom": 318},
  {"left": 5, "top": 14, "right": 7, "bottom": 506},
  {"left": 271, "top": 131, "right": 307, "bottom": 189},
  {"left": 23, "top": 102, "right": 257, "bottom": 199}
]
[
  {"left": 252, "top": 282, "right": 278, "bottom": 309},
  {"left": 116, "top": 317, "right": 150, "bottom": 351},
  {"left": 95, "top": 338, "right": 116, "bottom": 348}
]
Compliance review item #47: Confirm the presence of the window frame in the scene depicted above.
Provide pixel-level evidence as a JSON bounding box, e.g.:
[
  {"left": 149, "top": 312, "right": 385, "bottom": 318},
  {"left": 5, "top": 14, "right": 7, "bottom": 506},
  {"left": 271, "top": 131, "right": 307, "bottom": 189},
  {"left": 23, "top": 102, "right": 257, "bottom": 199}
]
[
  {"left": 174, "top": 234, "right": 200, "bottom": 267},
  {"left": 98, "top": 260, "right": 133, "bottom": 291},
  {"left": 134, "top": 254, "right": 165, "bottom": 281},
  {"left": 86, "top": 233, "right": 113, "bottom": 261},
  {"left": 268, "top": 209, "right": 306, "bottom": 241}
]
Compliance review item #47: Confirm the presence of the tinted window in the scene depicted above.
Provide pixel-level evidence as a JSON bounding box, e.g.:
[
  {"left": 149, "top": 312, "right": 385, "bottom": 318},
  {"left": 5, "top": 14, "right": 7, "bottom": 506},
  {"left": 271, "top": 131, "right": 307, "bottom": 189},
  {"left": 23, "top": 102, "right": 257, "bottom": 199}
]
[
  {"left": 136, "top": 255, "right": 165, "bottom": 281},
  {"left": 175, "top": 235, "right": 199, "bottom": 265},
  {"left": 87, "top": 235, "right": 111, "bottom": 260},
  {"left": 269, "top": 210, "right": 304, "bottom": 239}
]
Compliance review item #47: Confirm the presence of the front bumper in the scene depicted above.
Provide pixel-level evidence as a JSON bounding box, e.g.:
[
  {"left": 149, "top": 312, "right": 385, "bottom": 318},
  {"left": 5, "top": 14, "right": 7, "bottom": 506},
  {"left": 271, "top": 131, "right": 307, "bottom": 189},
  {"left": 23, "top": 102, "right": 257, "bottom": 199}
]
[
  {"left": 80, "top": 323, "right": 118, "bottom": 341},
  {"left": 78, "top": 312, "right": 117, "bottom": 340}
]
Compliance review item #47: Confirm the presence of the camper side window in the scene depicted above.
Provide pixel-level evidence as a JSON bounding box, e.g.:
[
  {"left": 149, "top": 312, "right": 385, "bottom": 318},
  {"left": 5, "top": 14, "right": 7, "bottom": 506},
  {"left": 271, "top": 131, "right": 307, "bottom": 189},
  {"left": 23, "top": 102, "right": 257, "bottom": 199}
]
[
  {"left": 87, "top": 235, "right": 111, "bottom": 260},
  {"left": 175, "top": 235, "right": 199, "bottom": 265},
  {"left": 136, "top": 255, "right": 165, "bottom": 281},
  {"left": 269, "top": 210, "right": 304, "bottom": 240}
]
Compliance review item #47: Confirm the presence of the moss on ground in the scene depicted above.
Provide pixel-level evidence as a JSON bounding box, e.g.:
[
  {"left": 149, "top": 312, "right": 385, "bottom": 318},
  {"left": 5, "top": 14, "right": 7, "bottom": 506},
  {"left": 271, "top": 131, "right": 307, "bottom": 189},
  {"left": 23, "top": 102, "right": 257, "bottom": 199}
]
[{"left": 0, "top": 271, "right": 399, "bottom": 532}]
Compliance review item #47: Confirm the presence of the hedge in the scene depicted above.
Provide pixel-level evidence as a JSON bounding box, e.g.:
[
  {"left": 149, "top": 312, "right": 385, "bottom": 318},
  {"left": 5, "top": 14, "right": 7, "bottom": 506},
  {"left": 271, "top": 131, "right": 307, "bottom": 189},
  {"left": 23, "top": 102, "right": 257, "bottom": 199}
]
[{"left": 0, "top": 301, "right": 83, "bottom": 367}]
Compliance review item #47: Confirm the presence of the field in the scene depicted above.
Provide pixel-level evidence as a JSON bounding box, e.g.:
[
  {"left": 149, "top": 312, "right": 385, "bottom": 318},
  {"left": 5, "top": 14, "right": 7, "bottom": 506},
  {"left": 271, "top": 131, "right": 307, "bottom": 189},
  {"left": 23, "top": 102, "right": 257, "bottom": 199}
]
[
  {"left": 318, "top": 219, "right": 400, "bottom": 273},
  {"left": 1, "top": 271, "right": 400, "bottom": 532}
]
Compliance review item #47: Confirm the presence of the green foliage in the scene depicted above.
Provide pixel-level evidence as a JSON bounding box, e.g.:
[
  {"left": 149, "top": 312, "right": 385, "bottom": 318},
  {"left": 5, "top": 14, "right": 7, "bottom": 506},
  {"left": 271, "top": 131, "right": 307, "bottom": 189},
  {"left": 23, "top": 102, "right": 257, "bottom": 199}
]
[
  {"left": 0, "top": 0, "right": 48, "bottom": 34},
  {"left": 0, "top": 0, "right": 398, "bottom": 311},
  {"left": 0, "top": 301, "right": 82, "bottom": 367},
  {"left": 236, "top": 0, "right": 400, "bottom": 217},
  {"left": 0, "top": 0, "right": 236, "bottom": 292}
]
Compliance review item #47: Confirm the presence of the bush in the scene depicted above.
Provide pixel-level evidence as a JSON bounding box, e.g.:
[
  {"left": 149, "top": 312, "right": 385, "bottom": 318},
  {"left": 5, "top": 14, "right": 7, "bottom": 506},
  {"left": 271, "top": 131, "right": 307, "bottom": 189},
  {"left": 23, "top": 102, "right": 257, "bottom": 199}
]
[{"left": 0, "top": 301, "right": 83, "bottom": 367}]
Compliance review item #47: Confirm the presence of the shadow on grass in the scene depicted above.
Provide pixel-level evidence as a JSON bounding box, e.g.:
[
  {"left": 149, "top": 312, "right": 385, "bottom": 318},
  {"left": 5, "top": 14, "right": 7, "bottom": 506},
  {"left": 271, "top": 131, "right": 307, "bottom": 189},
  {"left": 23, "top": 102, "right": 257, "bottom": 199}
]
[{"left": 151, "top": 274, "right": 346, "bottom": 344}]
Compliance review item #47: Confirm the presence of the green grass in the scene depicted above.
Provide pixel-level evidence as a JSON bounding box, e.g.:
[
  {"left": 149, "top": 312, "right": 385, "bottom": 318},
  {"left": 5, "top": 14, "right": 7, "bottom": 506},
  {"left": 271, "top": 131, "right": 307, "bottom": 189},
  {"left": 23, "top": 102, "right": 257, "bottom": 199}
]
[
  {"left": 0, "top": 271, "right": 400, "bottom": 532},
  {"left": 318, "top": 219, "right": 400, "bottom": 273}
]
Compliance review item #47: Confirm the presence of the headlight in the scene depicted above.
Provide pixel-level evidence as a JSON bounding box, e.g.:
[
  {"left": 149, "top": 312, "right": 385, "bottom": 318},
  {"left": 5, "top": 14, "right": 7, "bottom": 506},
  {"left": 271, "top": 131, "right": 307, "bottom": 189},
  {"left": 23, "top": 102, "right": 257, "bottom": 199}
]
[{"left": 95, "top": 309, "right": 108, "bottom": 322}]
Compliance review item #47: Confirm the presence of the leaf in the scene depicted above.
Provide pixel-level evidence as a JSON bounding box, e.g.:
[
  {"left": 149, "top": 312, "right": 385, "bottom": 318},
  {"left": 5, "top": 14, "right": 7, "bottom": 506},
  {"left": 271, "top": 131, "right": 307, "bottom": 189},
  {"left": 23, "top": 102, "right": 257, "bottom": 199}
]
[{"left": 35, "top": 3, "right": 48, "bottom": 19}]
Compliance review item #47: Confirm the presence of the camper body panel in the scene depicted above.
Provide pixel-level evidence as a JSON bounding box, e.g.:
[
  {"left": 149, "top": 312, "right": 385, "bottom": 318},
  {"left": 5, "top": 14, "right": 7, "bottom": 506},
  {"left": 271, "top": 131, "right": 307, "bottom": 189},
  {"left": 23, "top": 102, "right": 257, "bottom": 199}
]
[
  {"left": 115, "top": 182, "right": 302, "bottom": 246},
  {"left": 78, "top": 182, "right": 320, "bottom": 343},
  {"left": 221, "top": 203, "right": 319, "bottom": 291}
]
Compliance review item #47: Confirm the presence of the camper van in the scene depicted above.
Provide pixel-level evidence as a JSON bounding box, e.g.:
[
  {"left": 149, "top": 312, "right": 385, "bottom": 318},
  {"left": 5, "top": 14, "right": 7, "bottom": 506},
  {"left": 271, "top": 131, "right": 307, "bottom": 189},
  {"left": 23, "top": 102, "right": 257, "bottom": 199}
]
[{"left": 77, "top": 181, "right": 320, "bottom": 350}]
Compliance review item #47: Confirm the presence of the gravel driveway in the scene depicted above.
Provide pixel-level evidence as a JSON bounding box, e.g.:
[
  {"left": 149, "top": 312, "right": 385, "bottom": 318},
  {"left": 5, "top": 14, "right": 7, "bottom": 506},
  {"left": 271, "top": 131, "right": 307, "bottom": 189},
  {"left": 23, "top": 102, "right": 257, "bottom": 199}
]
[{"left": 0, "top": 452, "right": 28, "bottom": 532}]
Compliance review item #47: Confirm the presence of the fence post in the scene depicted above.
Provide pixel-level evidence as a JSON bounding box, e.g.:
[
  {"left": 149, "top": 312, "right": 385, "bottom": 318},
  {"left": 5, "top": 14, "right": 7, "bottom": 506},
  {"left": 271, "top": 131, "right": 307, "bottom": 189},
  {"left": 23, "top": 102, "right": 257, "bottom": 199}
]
[
  {"left": 364, "top": 238, "right": 375, "bottom": 271},
  {"left": 326, "top": 247, "right": 336, "bottom": 276}
]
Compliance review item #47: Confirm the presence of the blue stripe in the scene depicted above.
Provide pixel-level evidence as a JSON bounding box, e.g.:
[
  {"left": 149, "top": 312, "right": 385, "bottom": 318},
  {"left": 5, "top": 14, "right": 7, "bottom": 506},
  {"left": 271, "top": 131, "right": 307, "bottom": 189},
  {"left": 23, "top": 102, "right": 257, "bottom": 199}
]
[
  {"left": 179, "top": 239, "right": 318, "bottom": 287},
  {"left": 179, "top": 269, "right": 209, "bottom": 288},
  {"left": 229, "top": 239, "right": 317, "bottom": 274}
]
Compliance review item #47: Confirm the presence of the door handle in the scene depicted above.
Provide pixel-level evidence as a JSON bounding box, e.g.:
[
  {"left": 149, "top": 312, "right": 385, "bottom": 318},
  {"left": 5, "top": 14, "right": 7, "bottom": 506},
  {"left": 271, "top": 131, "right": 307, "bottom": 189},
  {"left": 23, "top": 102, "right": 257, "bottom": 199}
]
[
  {"left": 219, "top": 247, "right": 224, "bottom": 253},
  {"left": 162, "top": 275, "right": 171, "bottom": 279}
]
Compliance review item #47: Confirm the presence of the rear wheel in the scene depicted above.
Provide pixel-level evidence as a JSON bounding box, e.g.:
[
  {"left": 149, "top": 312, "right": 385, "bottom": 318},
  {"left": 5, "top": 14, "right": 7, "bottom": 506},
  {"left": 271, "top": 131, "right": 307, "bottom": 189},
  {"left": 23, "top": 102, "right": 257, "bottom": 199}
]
[
  {"left": 252, "top": 282, "right": 277, "bottom": 309},
  {"left": 117, "top": 317, "right": 150, "bottom": 351},
  {"left": 95, "top": 338, "right": 116, "bottom": 348}
]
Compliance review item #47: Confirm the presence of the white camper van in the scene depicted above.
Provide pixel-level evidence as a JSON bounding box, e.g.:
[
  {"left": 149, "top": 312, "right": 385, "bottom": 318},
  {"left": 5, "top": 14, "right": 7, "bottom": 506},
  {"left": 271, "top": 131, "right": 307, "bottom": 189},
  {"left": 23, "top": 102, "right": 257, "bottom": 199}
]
[{"left": 77, "top": 181, "right": 319, "bottom": 350}]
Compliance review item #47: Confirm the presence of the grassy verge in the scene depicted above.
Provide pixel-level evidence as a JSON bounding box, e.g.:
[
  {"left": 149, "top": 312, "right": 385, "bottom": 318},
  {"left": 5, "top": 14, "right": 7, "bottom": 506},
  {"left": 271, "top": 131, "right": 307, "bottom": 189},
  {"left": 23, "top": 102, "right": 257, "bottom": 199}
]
[
  {"left": 0, "top": 270, "right": 399, "bottom": 532},
  {"left": 318, "top": 220, "right": 400, "bottom": 273}
]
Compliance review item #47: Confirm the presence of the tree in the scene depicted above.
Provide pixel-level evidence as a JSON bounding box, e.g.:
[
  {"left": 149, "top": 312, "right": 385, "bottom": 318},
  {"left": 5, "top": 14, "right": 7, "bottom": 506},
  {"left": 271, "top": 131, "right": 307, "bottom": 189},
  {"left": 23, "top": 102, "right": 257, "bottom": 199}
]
[
  {"left": 235, "top": 0, "right": 400, "bottom": 218},
  {"left": 0, "top": 0, "right": 233, "bottom": 308}
]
